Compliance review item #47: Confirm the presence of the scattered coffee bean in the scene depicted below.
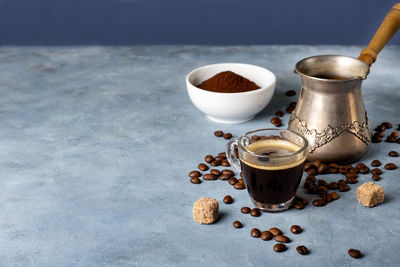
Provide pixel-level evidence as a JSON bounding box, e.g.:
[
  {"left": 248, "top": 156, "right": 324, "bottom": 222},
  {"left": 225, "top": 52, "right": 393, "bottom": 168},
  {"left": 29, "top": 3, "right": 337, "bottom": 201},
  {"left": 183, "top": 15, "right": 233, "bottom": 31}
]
[
  {"left": 228, "top": 177, "right": 238, "bottom": 185},
  {"left": 312, "top": 199, "right": 326, "bottom": 207},
  {"left": 233, "top": 182, "right": 246, "bottom": 190},
  {"left": 307, "top": 168, "right": 317, "bottom": 175},
  {"left": 189, "top": 170, "right": 202, "bottom": 178},
  {"left": 292, "top": 201, "right": 305, "bottom": 210},
  {"left": 275, "top": 110, "right": 284, "bottom": 117},
  {"left": 250, "top": 208, "right": 261, "bottom": 217},
  {"left": 330, "top": 192, "right": 339, "bottom": 200},
  {"left": 198, "top": 163, "right": 208, "bottom": 171},
  {"left": 371, "top": 168, "right": 383, "bottom": 175},
  {"left": 204, "top": 155, "right": 214, "bottom": 163},
  {"left": 218, "top": 152, "right": 226, "bottom": 158},
  {"left": 346, "top": 177, "right": 358, "bottom": 184},
  {"left": 328, "top": 182, "right": 338, "bottom": 190},
  {"left": 219, "top": 174, "right": 231, "bottom": 180},
  {"left": 223, "top": 195, "right": 233, "bottom": 204},
  {"left": 391, "top": 131, "right": 399, "bottom": 138},
  {"left": 273, "top": 243, "right": 287, "bottom": 253},
  {"left": 241, "top": 207, "right": 251, "bottom": 214},
  {"left": 372, "top": 174, "right": 381, "bottom": 181},
  {"left": 389, "top": 151, "right": 399, "bottom": 157},
  {"left": 214, "top": 155, "right": 225, "bottom": 161},
  {"left": 251, "top": 228, "right": 261, "bottom": 238},
  {"left": 383, "top": 122, "right": 393, "bottom": 129},
  {"left": 238, "top": 178, "right": 244, "bottom": 184},
  {"left": 385, "top": 163, "right": 397, "bottom": 170},
  {"left": 222, "top": 169, "right": 234, "bottom": 176},
  {"left": 345, "top": 172, "right": 358, "bottom": 179},
  {"left": 214, "top": 130, "right": 224, "bottom": 137},
  {"left": 317, "top": 179, "right": 328, "bottom": 187},
  {"left": 271, "top": 117, "right": 282, "bottom": 127},
  {"left": 295, "top": 195, "right": 308, "bottom": 205},
  {"left": 296, "top": 245, "right": 309, "bottom": 255},
  {"left": 210, "top": 160, "right": 221, "bottom": 166},
  {"left": 338, "top": 184, "right": 350, "bottom": 192},
  {"left": 348, "top": 249, "right": 362, "bottom": 259},
  {"left": 203, "top": 173, "right": 218, "bottom": 180},
  {"left": 221, "top": 159, "right": 230, "bottom": 166},
  {"left": 190, "top": 177, "right": 201, "bottom": 184},
  {"left": 260, "top": 231, "right": 273, "bottom": 241},
  {"left": 371, "top": 160, "right": 381, "bottom": 167},
  {"left": 286, "top": 90, "right": 296, "bottom": 96},
  {"left": 210, "top": 169, "right": 221, "bottom": 176},
  {"left": 274, "top": 235, "right": 291, "bottom": 243},
  {"left": 359, "top": 167, "right": 370, "bottom": 174},
  {"left": 233, "top": 220, "right": 243, "bottom": 228},
  {"left": 223, "top": 133, "right": 233, "bottom": 140},
  {"left": 290, "top": 225, "right": 302, "bottom": 234},
  {"left": 268, "top": 227, "right": 282, "bottom": 236}
]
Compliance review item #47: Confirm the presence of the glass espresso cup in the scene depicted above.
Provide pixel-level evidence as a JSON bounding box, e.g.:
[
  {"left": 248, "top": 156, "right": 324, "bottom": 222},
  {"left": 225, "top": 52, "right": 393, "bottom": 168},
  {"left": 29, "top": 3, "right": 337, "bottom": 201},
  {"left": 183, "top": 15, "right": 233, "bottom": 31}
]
[{"left": 227, "top": 129, "right": 308, "bottom": 212}]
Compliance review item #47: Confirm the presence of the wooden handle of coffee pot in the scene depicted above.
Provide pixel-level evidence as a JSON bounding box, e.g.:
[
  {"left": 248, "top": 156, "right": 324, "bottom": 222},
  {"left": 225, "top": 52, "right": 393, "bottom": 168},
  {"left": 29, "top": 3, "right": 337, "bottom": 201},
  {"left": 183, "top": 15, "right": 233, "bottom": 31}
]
[{"left": 358, "top": 2, "right": 400, "bottom": 66}]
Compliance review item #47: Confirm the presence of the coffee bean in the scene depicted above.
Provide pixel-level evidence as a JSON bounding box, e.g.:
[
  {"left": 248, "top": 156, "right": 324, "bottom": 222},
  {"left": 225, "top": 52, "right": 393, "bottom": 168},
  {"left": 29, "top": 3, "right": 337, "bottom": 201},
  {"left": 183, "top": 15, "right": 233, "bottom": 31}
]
[
  {"left": 204, "top": 155, "right": 214, "bottom": 163},
  {"left": 311, "top": 160, "right": 322, "bottom": 168},
  {"left": 376, "top": 131, "right": 385, "bottom": 137},
  {"left": 383, "top": 122, "right": 392, "bottom": 129},
  {"left": 389, "top": 151, "right": 399, "bottom": 157},
  {"left": 322, "top": 192, "right": 333, "bottom": 202},
  {"left": 260, "top": 231, "right": 273, "bottom": 241},
  {"left": 250, "top": 208, "right": 261, "bottom": 217},
  {"left": 271, "top": 117, "right": 282, "bottom": 127},
  {"left": 203, "top": 173, "right": 217, "bottom": 180},
  {"left": 391, "top": 131, "right": 399, "bottom": 138},
  {"left": 329, "top": 168, "right": 339, "bottom": 173},
  {"left": 306, "top": 175, "right": 316, "bottom": 182},
  {"left": 346, "top": 177, "right": 358, "bottom": 184},
  {"left": 228, "top": 177, "right": 238, "bottom": 185},
  {"left": 233, "top": 182, "right": 246, "bottom": 190},
  {"left": 372, "top": 174, "right": 381, "bottom": 181},
  {"left": 210, "top": 169, "right": 221, "bottom": 176},
  {"left": 330, "top": 192, "right": 339, "bottom": 200},
  {"left": 371, "top": 160, "right": 381, "bottom": 167},
  {"left": 214, "top": 155, "right": 225, "bottom": 161},
  {"left": 268, "top": 227, "right": 282, "bottom": 236},
  {"left": 210, "top": 160, "right": 221, "bottom": 166},
  {"left": 296, "top": 245, "right": 309, "bottom": 255},
  {"left": 241, "top": 207, "right": 251, "bottom": 214},
  {"left": 348, "top": 249, "right": 362, "bottom": 259},
  {"left": 285, "top": 90, "right": 296, "bottom": 96},
  {"left": 238, "top": 178, "right": 244, "bottom": 184},
  {"left": 251, "top": 228, "right": 261, "bottom": 238},
  {"left": 338, "top": 184, "right": 350, "bottom": 192},
  {"left": 198, "top": 163, "right": 208, "bottom": 171},
  {"left": 312, "top": 199, "right": 326, "bottom": 207},
  {"left": 190, "top": 177, "right": 201, "bottom": 184},
  {"left": 219, "top": 174, "right": 231, "bottom": 180},
  {"left": 218, "top": 152, "right": 226, "bottom": 158},
  {"left": 345, "top": 172, "right": 358, "bottom": 179},
  {"left": 273, "top": 243, "right": 287, "bottom": 252},
  {"left": 386, "top": 136, "right": 396, "bottom": 142},
  {"left": 275, "top": 110, "right": 284, "bottom": 117},
  {"left": 328, "top": 182, "right": 338, "bottom": 190},
  {"left": 304, "top": 162, "right": 312, "bottom": 171},
  {"left": 317, "top": 179, "right": 328, "bottom": 187},
  {"left": 274, "top": 235, "right": 291, "bottom": 243},
  {"left": 359, "top": 167, "right": 370, "bottom": 174},
  {"left": 371, "top": 168, "right": 383, "bottom": 175},
  {"left": 221, "top": 159, "right": 230, "bottom": 166},
  {"left": 385, "top": 163, "right": 397, "bottom": 170},
  {"left": 223, "top": 133, "right": 233, "bottom": 140},
  {"left": 189, "top": 170, "right": 202, "bottom": 177},
  {"left": 292, "top": 200, "right": 305, "bottom": 210},
  {"left": 223, "top": 195, "right": 233, "bottom": 204},
  {"left": 233, "top": 220, "right": 243, "bottom": 228},
  {"left": 375, "top": 124, "right": 386, "bottom": 132},
  {"left": 214, "top": 130, "right": 224, "bottom": 137},
  {"left": 221, "top": 169, "right": 234, "bottom": 176},
  {"left": 295, "top": 195, "right": 308, "bottom": 205},
  {"left": 307, "top": 168, "right": 317, "bottom": 175},
  {"left": 290, "top": 225, "right": 302, "bottom": 234}
]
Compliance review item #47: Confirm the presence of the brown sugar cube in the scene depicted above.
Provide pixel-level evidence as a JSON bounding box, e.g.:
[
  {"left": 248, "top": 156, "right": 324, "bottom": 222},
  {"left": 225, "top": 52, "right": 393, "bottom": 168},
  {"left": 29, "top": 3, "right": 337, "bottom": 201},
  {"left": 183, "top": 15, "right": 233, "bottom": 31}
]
[
  {"left": 356, "top": 182, "right": 384, "bottom": 208},
  {"left": 193, "top": 197, "right": 219, "bottom": 224}
]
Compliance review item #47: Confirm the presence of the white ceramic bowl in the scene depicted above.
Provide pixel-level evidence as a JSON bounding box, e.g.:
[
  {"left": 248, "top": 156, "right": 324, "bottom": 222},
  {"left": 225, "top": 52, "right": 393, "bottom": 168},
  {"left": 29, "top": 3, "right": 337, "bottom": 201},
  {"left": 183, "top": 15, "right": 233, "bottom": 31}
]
[{"left": 186, "top": 63, "right": 276, "bottom": 124}]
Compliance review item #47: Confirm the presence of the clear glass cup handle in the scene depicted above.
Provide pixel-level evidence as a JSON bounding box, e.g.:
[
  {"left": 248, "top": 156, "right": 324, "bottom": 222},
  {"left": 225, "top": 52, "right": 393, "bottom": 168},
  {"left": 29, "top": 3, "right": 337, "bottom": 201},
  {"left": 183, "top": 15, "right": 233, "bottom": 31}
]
[{"left": 226, "top": 138, "right": 241, "bottom": 171}]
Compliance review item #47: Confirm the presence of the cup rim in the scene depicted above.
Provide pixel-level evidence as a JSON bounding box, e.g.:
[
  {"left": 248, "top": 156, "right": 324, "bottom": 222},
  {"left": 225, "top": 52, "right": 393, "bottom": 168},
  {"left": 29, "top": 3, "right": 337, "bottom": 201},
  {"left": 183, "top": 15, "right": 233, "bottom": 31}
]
[{"left": 238, "top": 128, "right": 308, "bottom": 158}]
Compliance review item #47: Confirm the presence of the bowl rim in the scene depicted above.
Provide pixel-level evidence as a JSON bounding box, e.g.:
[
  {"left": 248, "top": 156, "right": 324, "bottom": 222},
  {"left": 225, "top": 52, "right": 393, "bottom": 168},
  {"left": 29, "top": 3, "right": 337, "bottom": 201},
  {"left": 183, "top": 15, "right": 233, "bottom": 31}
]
[{"left": 186, "top": 63, "right": 276, "bottom": 96}]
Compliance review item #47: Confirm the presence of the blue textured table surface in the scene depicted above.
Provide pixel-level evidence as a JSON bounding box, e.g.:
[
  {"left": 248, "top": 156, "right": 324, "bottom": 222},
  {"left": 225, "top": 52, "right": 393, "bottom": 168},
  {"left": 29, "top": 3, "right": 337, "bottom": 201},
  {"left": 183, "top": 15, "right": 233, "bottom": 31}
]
[{"left": 0, "top": 46, "right": 399, "bottom": 267}]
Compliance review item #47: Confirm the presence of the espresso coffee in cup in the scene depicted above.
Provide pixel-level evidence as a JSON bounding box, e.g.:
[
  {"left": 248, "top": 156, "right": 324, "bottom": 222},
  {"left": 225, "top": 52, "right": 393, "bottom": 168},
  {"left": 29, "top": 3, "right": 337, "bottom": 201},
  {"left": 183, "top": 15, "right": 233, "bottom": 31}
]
[
  {"left": 227, "top": 129, "right": 308, "bottom": 211},
  {"left": 240, "top": 139, "right": 306, "bottom": 206}
]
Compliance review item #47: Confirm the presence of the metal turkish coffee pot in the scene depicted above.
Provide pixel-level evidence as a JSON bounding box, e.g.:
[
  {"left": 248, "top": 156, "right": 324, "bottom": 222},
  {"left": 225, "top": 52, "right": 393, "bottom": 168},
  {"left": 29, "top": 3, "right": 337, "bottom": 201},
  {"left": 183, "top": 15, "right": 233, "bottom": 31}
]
[{"left": 288, "top": 3, "right": 400, "bottom": 163}]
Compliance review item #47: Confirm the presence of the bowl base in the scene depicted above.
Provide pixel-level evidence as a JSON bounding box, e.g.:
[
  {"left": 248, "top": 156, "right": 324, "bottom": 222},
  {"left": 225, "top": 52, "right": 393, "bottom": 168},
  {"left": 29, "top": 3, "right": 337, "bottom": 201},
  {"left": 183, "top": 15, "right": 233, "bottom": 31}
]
[{"left": 207, "top": 115, "right": 255, "bottom": 124}]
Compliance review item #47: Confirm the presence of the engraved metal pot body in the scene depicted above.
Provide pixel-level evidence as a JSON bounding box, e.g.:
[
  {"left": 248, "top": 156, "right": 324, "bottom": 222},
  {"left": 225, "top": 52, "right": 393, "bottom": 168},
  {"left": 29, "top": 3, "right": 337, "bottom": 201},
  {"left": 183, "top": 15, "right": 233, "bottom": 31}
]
[{"left": 288, "top": 55, "right": 371, "bottom": 163}]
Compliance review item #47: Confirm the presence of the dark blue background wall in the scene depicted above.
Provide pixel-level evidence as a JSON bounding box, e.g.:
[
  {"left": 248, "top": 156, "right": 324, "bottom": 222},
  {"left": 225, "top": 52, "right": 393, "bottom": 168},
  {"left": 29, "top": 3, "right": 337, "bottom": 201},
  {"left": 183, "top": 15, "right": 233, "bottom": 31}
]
[{"left": 0, "top": 0, "right": 399, "bottom": 45}]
